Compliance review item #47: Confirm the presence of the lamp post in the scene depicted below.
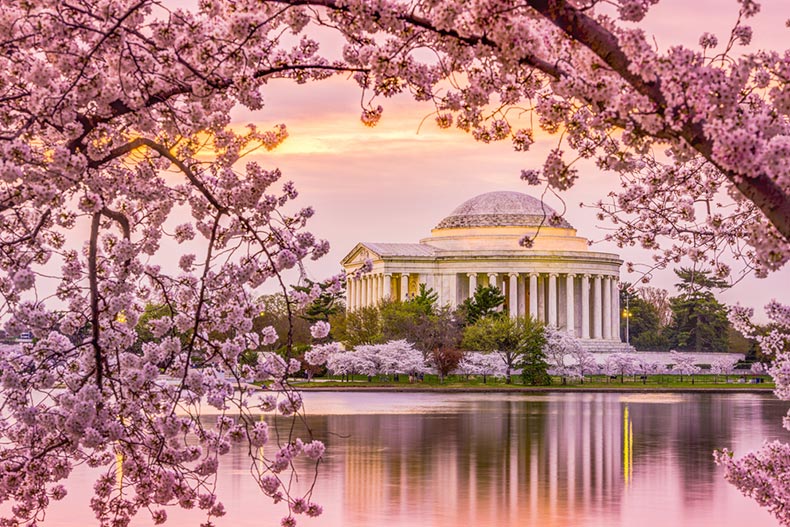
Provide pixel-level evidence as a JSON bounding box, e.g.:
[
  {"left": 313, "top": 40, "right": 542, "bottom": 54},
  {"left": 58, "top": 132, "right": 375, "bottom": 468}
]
[{"left": 622, "top": 294, "right": 631, "bottom": 346}]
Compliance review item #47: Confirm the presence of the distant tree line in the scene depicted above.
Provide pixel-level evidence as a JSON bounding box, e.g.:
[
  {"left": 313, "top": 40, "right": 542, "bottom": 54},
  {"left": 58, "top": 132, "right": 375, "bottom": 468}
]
[
  {"left": 620, "top": 267, "right": 761, "bottom": 357},
  {"left": 128, "top": 267, "right": 767, "bottom": 387}
]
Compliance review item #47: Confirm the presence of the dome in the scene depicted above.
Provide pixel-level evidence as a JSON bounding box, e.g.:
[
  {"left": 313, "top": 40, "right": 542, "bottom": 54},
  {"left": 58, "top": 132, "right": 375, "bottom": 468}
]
[{"left": 435, "top": 191, "right": 573, "bottom": 229}]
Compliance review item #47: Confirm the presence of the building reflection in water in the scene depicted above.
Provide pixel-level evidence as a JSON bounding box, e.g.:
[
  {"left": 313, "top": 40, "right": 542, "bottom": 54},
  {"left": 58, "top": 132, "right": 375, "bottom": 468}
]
[
  {"left": 309, "top": 393, "right": 785, "bottom": 527},
  {"left": 28, "top": 392, "right": 789, "bottom": 527}
]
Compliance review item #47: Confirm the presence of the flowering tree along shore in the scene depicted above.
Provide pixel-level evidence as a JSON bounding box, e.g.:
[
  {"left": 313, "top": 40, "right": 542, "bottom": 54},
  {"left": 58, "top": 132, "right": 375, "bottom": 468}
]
[{"left": 1, "top": 0, "right": 790, "bottom": 525}]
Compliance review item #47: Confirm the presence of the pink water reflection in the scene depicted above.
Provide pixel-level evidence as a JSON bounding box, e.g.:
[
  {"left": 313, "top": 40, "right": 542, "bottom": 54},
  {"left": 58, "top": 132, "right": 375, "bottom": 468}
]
[{"left": 36, "top": 392, "right": 785, "bottom": 526}]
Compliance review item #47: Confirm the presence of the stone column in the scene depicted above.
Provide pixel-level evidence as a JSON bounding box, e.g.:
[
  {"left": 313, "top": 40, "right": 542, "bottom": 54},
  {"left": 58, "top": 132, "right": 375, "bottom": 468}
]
[
  {"left": 360, "top": 276, "right": 367, "bottom": 307},
  {"left": 347, "top": 277, "right": 354, "bottom": 311},
  {"left": 566, "top": 274, "right": 575, "bottom": 336},
  {"left": 447, "top": 273, "right": 458, "bottom": 307},
  {"left": 468, "top": 273, "right": 477, "bottom": 297},
  {"left": 508, "top": 273, "right": 518, "bottom": 318},
  {"left": 518, "top": 275, "right": 526, "bottom": 317},
  {"left": 529, "top": 273, "right": 538, "bottom": 319},
  {"left": 613, "top": 277, "right": 621, "bottom": 342},
  {"left": 593, "top": 275, "right": 602, "bottom": 339},
  {"left": 400, "top": 273, "right": 409, "bottom": 302},
  {"left": 383, "top": 273, "right": 392, "bottom": 300},
  {"left": 548, "top": 273, "right": 558, "bottom": 327},
  {"left": 488, "top": 272, "right": 498, "bottom": 289},
  {"left": 581, "top": 274, "right": 590, "bottom": 339},
  {"left": 603, "top": 276, "right": 612, "bottom": 340}
]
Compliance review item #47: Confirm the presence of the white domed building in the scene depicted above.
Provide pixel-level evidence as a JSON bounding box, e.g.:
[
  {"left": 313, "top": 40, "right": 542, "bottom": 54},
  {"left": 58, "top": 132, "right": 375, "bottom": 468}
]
[{"left": 341, "top": 191, "right": 629, "bottom": 351}]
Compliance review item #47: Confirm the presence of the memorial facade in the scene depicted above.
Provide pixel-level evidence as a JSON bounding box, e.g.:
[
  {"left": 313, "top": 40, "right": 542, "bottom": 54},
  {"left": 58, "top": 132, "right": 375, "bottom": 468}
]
[{"left": 341, "top": 191, "right": 629, "bottom": 351}]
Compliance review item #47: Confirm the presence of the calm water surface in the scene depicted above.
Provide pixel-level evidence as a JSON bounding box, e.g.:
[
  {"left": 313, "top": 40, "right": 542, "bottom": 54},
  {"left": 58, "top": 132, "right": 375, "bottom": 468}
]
[{"left": 43, "top": 392, "right": 787, "bottom": 526}]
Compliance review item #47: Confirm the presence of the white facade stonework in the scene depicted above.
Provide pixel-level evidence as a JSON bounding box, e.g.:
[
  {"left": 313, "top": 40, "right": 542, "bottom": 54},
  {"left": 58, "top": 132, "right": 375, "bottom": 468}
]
[{"left": 341, "top": 191, "right": 630, "bottom": 352}]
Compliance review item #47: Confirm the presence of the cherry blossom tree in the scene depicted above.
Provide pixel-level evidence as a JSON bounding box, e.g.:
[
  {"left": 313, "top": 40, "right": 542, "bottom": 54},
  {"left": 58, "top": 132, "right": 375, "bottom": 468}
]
[
  {"left": 0, "top": 1, "right": 356, "bottom": 524},
  {"left": 669, "top": 350, "right": 702, "bottom": 383},
  {"left": 544, "top": 327, "right": 586, "bottom": 383},
  {"left": 304, "top": 341, "right": 342, "bottom": 368},
  {"left": 326, "top": 350, "right": 372, "bottom": 379},
  {"left": 633, "top": 358, "right": 662, "bottom": 384},
  {"left": 324, "top": 340, "right": 427, "bottom": 380},
  {"left": 454, "top": 352, "right": 508, "bottom": 383},
  {"left": 603, "top": 353, "right": 638, "bottom": 383},
  {"left": 365, "top": 339, "right": 428, "bottom": 378},
  {"left": 570, "top": 347, "right": 600, "bottom": 383},
  {"left": 711, "top": 356, "right": 740, "bottom": 383}
]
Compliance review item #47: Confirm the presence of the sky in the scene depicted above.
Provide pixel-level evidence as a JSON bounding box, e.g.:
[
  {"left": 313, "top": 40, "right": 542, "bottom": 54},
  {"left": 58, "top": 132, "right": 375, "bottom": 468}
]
[{"left": 224, "top": 0, "right": 790, "bottom": 319}]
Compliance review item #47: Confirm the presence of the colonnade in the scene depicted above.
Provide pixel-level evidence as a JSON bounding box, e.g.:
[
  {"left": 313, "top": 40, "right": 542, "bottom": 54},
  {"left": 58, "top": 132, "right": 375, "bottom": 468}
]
[
  {"left": 346, "top": 271, "right": 621, "bottom": 341},
  {"left": 346, "top": 272, "right": 394, "bottom": 311}
]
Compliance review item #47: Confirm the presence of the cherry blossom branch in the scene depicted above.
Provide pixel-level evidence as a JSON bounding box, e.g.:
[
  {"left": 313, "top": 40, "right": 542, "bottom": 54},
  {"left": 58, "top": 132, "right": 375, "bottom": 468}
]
[{"left": 522, "top": 0, "right": 789, "bottom": 240}]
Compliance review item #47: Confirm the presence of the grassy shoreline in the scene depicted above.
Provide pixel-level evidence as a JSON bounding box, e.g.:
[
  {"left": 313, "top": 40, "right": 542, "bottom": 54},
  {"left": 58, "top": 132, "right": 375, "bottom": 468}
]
[{"left": 290, "top": 374, "right": 775, "bottom": 393}]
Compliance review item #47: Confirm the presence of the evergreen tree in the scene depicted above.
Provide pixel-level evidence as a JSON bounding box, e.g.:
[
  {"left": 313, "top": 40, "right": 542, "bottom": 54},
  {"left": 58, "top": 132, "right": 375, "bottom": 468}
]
[
  {"left": 293, "top": 278, "right": 345, "bottom": 323},
  {"left": 665, "top": 268, "right": 731, "bottom": 353},
  {"left": 460, "top": 284, "right": 505, "bottom": 324},
  {"left": 409, "top": 284, "right": 439, "bottom": 315},
  {"left": 519, "top": 318, "right": 551, "bottom": 386}
]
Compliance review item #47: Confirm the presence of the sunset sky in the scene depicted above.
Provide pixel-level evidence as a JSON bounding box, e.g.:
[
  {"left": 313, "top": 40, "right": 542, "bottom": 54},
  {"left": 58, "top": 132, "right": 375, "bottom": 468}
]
[{"left": 228, "top": 0, "right": 790, "bottom": 319}]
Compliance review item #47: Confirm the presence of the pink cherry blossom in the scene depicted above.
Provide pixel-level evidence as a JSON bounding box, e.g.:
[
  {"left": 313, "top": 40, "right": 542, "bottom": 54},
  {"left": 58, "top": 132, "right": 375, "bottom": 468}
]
[{"left": 309, "top": 321, "right": 330, "bottom": 339}]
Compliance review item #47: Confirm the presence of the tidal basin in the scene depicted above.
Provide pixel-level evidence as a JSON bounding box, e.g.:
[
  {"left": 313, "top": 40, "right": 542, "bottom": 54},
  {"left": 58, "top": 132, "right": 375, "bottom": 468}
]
[{"left": 41, "top": 392, "right": 787, "bottom": 526}]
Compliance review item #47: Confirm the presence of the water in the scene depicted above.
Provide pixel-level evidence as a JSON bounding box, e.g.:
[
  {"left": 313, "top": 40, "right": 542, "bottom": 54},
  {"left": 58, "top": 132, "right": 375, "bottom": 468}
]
[{"left": 38, "top": 392, "right": 788, "bottom": 526}]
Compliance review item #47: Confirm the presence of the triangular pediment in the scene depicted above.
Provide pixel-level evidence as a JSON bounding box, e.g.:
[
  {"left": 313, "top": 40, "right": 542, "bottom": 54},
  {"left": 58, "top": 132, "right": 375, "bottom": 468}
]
[{"left": 340, "top": 243, "right": 382, "bottom": 266}]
